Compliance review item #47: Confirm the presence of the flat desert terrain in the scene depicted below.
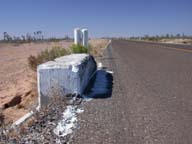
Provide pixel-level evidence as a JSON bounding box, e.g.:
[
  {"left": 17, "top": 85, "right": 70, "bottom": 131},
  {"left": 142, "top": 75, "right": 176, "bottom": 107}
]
[
  {"left": 0, "top": 41, "right": 72, "bottom": 124},
  {"left": 0, "top": 39, "right": 108, "bottom": 124},
  {"left": 159, "top": 38, "right": 192, "bottom": 45}
]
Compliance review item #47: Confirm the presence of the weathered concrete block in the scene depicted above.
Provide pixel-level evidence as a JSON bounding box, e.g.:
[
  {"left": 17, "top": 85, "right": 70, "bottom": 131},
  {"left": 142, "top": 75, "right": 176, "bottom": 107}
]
[{"left": 37, "top": 54, "right": 96, "bottom": 108}]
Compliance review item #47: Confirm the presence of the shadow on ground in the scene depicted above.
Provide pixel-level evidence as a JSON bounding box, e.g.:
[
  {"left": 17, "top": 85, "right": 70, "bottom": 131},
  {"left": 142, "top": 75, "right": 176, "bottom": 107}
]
[{"left": 83, "top": 70, "right": 113, "bottom": 99}]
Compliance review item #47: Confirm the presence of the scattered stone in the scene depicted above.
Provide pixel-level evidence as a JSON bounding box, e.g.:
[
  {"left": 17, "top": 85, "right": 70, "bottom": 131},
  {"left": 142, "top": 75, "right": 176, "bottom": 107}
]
[{"left": 0, "top": 95, "right": 83, "bottom": 143}]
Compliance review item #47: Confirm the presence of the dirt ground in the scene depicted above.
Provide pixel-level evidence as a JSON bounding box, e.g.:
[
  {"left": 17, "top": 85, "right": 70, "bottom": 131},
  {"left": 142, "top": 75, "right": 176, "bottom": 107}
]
[
  {"left": 0, "top": 40, "right": 72, "bottom": 124},
  {"left": 89, "top": 39, "right": 109, "bottom": 59},
  {"left": 0, "top": 39, "right": 108, "bottom": 124},
  {"left": 159, "top": 38, "right": 192, "bottom": 45}
]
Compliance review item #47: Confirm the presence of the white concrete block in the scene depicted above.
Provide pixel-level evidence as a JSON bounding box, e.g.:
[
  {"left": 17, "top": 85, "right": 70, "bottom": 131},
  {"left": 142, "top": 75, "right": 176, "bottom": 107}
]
[{"left": 37, "top": 54, "right": 96, "bottom": 108}]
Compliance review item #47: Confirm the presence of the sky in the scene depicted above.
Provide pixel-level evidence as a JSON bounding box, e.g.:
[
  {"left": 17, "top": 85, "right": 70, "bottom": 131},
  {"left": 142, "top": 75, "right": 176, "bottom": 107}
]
[{"left": 0, "top": 0, "right": 191, "bottom": 38}]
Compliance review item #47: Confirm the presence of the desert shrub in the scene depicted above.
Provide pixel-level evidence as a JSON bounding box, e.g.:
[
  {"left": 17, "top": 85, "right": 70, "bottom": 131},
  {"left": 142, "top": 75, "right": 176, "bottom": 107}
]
[
  {"left": 28, "top": 46, "right": 68, "bottom": 71},
  {"left": 70, "top": 44, "right": 88, "bottom": 53}
]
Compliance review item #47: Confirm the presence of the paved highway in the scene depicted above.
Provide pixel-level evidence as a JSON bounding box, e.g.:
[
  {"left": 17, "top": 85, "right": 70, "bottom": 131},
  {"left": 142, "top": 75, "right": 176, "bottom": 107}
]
[{"left": 72, "top": 40, "right": 192, "bottom": 144}]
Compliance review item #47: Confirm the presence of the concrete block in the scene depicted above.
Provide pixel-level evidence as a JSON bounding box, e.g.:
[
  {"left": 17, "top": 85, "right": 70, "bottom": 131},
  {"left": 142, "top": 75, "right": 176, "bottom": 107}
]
[{"left": 37, "top": 54, "right": 96, "bottom": 108}]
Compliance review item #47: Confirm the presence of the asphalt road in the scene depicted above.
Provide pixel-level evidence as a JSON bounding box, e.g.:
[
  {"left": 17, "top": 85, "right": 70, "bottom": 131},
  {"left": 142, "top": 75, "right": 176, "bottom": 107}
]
[{"left": 71, "top": 40, "right": 192, "bottom": 144}]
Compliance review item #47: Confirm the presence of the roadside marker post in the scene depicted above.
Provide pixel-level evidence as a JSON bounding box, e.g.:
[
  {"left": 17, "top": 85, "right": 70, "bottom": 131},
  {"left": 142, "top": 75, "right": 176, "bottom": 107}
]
[
  {"left": 74, "top": 28, "right": 82, "bottom": 45},
  {"left": 82, "top": 29, "right": 88, "bottom": 48},
  {"left": 74, "top": 28, "right": 89, "bottom": 48}
]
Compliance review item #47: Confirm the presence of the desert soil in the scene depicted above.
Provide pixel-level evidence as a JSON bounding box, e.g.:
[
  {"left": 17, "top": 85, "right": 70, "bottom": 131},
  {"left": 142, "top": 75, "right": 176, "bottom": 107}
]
[
  {"left": 0, "top": 40, "right": 72, "bottom": 124},
  {"left": 159, "top": 38, "right": 192, "bottom": 45},
  {"left": 0, "top": 39, "right": 108, "bottom": 124}
]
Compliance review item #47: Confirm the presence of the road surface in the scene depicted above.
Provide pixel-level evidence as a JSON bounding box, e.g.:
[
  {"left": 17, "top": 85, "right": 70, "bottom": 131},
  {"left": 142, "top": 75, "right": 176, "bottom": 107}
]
[{"left": 71, "top": 40, "right": 192, "bottom": 144}]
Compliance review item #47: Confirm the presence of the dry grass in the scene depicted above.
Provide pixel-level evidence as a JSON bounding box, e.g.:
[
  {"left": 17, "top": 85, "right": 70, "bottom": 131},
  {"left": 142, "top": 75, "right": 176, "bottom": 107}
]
[
  {"left": 89, "top": 39, "right": 109, "bottom": 58},
  {"left": 159, "top": 38, "right": 192, "bottom": 45},
  {"left": 0, "top": 38, "right": 110, "bottom": 143},
  {"left": 0, "top": 40, "right": 72, "bottom": 124},
  {"left": 28, "top": 46, "right": 69, "bottom": 71},
  {"left": 0, "top": 39, "right": 108, "bottom": 125}
]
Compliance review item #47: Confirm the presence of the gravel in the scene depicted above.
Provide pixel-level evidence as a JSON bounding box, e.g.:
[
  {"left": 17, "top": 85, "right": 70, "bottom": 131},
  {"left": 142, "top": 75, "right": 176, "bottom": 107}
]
[{"left": 0, "top": 95, "right": 83, "bottom": 144}]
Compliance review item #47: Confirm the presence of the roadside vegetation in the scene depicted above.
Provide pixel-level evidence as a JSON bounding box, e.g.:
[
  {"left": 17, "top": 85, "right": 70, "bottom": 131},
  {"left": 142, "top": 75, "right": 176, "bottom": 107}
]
[
  {"left": 109, "top": 33, "right": 192, "bottom": 45},
  {"left": 0, "top": 39, "right": 108, "bottom": 142},
  {"left": 114, "top": 33, "right": 192, "bottom": 41},
  {"left": 1, "top": 38, "right": 107, "bottom": 126},
  {"left": 28, "top": 46, "right": 69, "bottom": 71},
  {"left": 28, "top": 44, "right": 90, "bottom": 71},
  {"left": 129, "top": 33, "right": 192, "bottom": 42},
  {"left": 70, "top": 44, "right": 90, "bottom": 53}
]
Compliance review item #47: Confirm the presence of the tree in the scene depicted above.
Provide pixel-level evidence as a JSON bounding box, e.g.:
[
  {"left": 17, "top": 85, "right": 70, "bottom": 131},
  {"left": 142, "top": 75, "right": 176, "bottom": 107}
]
[
  {"left": 182, "top": 33, "right": 185, "bottom": 38},
  {"left": 21, "top": 35, "right": 26, "bottom": 41},
  {"left": 176, "top": 33, "right": 181, "bottom": 38},
  {"left": 3, "top": 32, "right": 8, "bottom": 41},
  {"left": 3, "top": 32, "right": 12, "bottom": 42},
  {"left": 64, "top": 35, "right": 70, "bottom": 40},
  {"left": 34, "top": 31, "right": 43, "bottom": 40},
  {"left": 166, "top": 33, "right": 170, "bottom": 38},
  {"left": 26, "top": 33, "right": 33, "bottom": 42}
]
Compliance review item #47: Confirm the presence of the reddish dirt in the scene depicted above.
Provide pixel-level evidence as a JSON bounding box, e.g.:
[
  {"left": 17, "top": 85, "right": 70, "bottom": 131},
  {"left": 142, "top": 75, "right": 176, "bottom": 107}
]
[
  {"left": 0, "top": 39, "right": 108, "bottom": 124},
  {"left": 0, "top": 41, "right": 72, "bottom": 124}
]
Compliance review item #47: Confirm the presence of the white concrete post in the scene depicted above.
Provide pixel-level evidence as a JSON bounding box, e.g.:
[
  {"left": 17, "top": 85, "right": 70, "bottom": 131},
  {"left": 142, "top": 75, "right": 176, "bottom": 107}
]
[
  {"left": 82, "top": 29, "right": 88, "bottom": 47},
  {"left": 74, "top": 28, "right": 82, "bottom": 45}
]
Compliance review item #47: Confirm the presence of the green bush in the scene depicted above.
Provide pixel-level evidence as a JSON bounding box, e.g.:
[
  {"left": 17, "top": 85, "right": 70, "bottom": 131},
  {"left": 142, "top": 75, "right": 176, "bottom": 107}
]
[
  {"left": 70, "top": 44, "right": 88, "bottom": 54},
  {"left": 28, "top": 46, "right": 68, "bottom": 71}
]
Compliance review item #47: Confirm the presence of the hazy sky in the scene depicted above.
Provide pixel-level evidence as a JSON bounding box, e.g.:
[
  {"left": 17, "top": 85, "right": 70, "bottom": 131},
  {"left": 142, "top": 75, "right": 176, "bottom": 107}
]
[{"left": 0, "top": 0, "right": 191, "bottom": 38}]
